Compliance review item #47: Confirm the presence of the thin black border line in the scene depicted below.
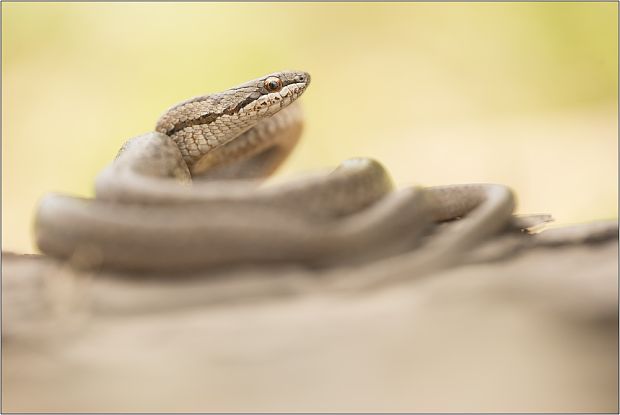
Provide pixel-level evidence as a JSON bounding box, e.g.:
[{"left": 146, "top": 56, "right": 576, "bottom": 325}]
[
  {"left": 0, "top": 1, "right": 618, "bottom": 414},
  {"left": 1, "top": 0, "right": 619, "bottom": 3}
]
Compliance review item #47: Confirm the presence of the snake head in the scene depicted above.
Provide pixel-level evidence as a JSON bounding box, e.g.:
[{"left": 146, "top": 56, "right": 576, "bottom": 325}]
[
  {"left": 156, "top": 70, "right": 311, "bottom": 135},
  {"left": 226, "top": 70, "right": 311, "bottom": 116},
  {"left": 154, "top": 70, "right": 311, "bottom": 165}
]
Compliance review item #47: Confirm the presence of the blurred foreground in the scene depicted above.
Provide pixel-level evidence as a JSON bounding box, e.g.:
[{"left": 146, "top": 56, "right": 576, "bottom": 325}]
[{"left": 3, "top": 222, "right": 617, "bottom": 412}]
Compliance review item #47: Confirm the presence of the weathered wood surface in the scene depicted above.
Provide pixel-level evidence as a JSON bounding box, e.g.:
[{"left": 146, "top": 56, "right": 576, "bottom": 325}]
[{"left": 2, "top": 221, "right": 618, "bottom": 412}]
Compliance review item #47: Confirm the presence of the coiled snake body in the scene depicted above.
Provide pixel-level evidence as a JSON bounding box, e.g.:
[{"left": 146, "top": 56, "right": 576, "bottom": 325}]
[{"left": 35, "top": 70, "right": 519, "bottom": 281}]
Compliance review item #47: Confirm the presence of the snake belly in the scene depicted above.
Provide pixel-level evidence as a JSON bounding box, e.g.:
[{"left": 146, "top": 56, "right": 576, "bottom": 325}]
[{"left": 34, "top": 70, "right": 517, "bottom": 274}]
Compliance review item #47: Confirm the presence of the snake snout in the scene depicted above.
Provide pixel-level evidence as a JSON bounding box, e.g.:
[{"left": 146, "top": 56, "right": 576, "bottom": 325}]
[
  {"left": 280, "top": 70, "right": 310, "bottom": 89},
  {"left": 294, "top": 71, "right": 311, "bottom": 85}
]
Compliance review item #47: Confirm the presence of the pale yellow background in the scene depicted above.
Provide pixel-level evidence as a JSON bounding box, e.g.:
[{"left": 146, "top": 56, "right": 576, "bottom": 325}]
[{"left": 2, "top": 3, "right": 618, "bottom": 254}]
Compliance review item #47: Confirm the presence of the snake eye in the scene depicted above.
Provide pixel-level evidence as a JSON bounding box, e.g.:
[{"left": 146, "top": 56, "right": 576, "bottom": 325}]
[{"left": 264, "top": 77, "right": 283, "bottom": 93}]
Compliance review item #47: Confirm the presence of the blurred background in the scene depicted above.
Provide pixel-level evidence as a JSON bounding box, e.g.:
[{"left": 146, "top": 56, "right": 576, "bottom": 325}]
[{"left": 2, "top": 3, "right": 617, "bottom": 254}]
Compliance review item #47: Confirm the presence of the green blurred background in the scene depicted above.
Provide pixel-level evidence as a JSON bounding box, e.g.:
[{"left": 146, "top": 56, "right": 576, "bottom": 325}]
[{"left": 2, "top": 2, "right": 617, "bottom": 254}]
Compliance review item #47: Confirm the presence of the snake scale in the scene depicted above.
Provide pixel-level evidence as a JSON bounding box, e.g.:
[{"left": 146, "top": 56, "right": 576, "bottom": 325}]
[{"left": 34, "top": 70, "right": 522, "bottom": 280}]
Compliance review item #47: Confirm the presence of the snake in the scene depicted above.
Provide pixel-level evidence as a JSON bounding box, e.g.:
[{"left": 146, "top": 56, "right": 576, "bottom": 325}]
[{"left": 34, "top": 70, "right": 523, "bottom": 278}]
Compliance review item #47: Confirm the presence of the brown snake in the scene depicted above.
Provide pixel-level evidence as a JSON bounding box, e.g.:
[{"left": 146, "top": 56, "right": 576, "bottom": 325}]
[{"left": 34, "top": 70, "right": 528, "bottom": 284}]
